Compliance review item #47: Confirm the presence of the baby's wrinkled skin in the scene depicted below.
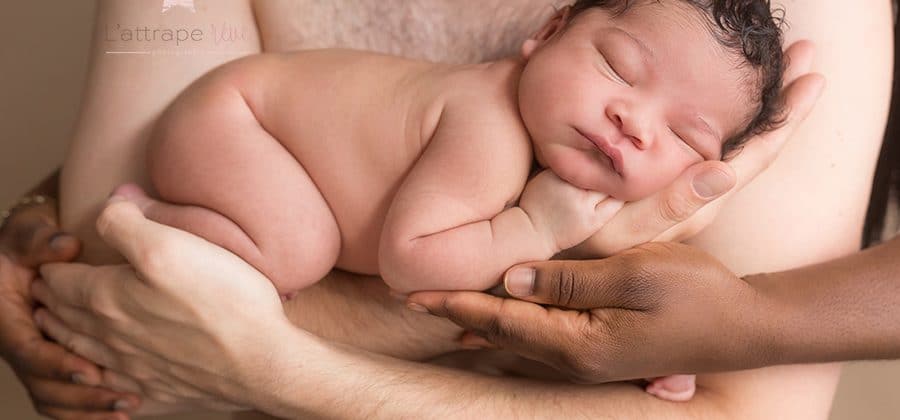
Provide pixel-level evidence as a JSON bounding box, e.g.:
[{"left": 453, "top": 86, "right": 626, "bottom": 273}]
[{"left": 146, "top": 3, "right": 751, "bottom": 296}]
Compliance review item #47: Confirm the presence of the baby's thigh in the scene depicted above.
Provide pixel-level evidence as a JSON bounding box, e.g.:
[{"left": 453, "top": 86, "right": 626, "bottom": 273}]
[{"left": 147, "top": 73, "right": 341, "bottom": 293}]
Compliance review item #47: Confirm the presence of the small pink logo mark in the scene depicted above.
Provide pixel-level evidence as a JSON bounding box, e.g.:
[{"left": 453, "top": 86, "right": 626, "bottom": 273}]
[{"left": 162, "top": 0, "right": 196, "bottom": 13}]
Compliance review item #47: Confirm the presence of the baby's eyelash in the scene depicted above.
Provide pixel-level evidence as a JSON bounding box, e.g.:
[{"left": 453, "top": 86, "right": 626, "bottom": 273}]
[
  {"left": 599, "top": 53, "right": 629, "bottom": 86},
  {"left": 670, "top": 127, "right": 700, "bottom": 156}
]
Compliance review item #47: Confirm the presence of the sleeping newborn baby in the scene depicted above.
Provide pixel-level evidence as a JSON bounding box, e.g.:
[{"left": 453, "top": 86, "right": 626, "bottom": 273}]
[{"left": 130, "top": 0, "right": 784, "bottom": 402}]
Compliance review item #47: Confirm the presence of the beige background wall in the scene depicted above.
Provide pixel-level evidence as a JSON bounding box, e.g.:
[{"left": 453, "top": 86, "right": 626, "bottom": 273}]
[{"left": 0, "top": 1, "right": 898, "bottom": 419}]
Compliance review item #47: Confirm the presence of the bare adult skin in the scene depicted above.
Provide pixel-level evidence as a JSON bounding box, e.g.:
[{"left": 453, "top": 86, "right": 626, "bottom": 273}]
[
  {"left": 0, "top": 0, "right": 891, "bottom": 418},
  {"left": 405, "top": 236, "right": 900, "bottom": 384}
]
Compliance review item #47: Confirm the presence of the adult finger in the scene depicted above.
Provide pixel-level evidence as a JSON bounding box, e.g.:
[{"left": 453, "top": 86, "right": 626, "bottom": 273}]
[
  {"left": 10, "top": 335, "right": 105, "bottom": 386},
  {"left": 34, "top": 308, "right": 120, "bottom": 371},
  {"left": 24, "top": 376, "right": 139, "bottom": 412},
  {"left": 502, "top": 256, "right": 664, "bottom": 310},
  {"left": 12, "top": 231, "right": 81, "bottom": 269},
  {"left": 407, "top": 291, "right": 584, "bottom": 363},
  {"left": 727, "top": 72, "right": 825, "bottom": 188},
  {"left": 782, "top": 40, "right": 815, "bottom": 86},
  {"left": 37, "top": 263, "right": 118, "bottom": 312},
  {"left": 586, "top": 161, "right": 735, "bottom": 255},
  {"left": 94, "top": 195, "right": 169, "bottom": 275},
  {"left": 101, "top": 369, "right": 144, "bottom": 394}
]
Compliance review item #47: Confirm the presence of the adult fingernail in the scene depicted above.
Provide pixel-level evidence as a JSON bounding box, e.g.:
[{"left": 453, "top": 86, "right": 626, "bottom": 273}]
[
  {"left": 112, "top": 399, "right": 132, "bottom": 411},
  {"left": 692, "top": 169, "right": 732, "bottom": 199},
  {"left": 71, "top": 373, "right": 86, "bottom": 385},
  {"left": 407, "top": 302, "right": 429, "bottom": 314},
  {"left": 505, "top": 268, "right": 535, "bottom": 297},
  {"left": 48, "top": 233, "right": 71, "bottom": 251}
]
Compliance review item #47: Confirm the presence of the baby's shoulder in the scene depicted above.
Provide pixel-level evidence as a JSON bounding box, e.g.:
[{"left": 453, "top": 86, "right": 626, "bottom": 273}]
[{"left": 436, "top": 74, "right": 531, "bottom": 147}]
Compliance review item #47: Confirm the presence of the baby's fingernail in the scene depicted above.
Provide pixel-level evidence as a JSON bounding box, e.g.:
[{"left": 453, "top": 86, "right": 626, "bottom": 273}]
[
  {"left": 71, "top": 373, "right": 86, "bottom": 385},
  {"left": 112, "top": 399, "right": 132, "bottom": 411},
  {"left": 692, "top": 169, "right": 732, "bottom": 199},
  {"left": 406, "top": 302, "right": 429, "bottom": 313},
  {"left": 505, "top": 267, "right": 535, "bottom": 297}
]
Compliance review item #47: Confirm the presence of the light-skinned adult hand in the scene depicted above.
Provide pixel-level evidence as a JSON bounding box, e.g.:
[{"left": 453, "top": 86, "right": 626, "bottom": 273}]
[
  {"left": 572, "top": 40, "right": 821, "bottom": 257},
  {"left": 31, "top": 195, "right": 308, "bottom": 415},
  {"left": 0, "top": 197, "right": 140, "bottom": 420}
]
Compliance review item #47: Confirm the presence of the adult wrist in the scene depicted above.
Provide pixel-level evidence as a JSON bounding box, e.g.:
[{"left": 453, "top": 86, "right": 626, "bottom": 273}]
[
  {"left": 740, "top": 271, "right": 802, "bottom": 369},
  {"left": 252, "top": 321, "right": 335, "bottom": 418}
]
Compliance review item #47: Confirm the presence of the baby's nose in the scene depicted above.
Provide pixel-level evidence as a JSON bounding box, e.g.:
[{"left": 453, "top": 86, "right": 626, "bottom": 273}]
[{"left": 606, "top": 104, "right": 652, "bottom": 150}]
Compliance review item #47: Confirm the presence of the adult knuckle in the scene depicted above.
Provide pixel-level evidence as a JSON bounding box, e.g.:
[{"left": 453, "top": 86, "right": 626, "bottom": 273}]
[
  {"left": 66, "top": 337, "right": 90, "bottom": 359},
  {"left": 88, "top": 291, "right": 126, "bottom": 326},
  {"left": 493, "top": 303, "right": 523, "bottom": 341},
  {"left": 550, "top": 268, "right": 577, "bottom": 307},
  {"left": 138, "top": 246, "right": 168, "bottom": 277},
  {"left": 614, "top": 251, "right": 668, "bottom": 309},
  {"left": 658, "top": 190, "right": 696, "bottom": 223},
  {"left": 118, "top": 357, "right": 148, "bottom": 381}
]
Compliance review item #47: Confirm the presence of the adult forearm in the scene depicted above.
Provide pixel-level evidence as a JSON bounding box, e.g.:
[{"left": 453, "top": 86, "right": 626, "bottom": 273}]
[
  {"left": 749, "top": 235, "right": 900, "bottom": 366},
  {"left": 282, "top": 270, "right": 463, "bottom": 361},
  {"left": 263, "top": 335, "right": 736, "bottom": 420},
  {"left": 60, "top": 0, "right": 261, "bottom": 264}
]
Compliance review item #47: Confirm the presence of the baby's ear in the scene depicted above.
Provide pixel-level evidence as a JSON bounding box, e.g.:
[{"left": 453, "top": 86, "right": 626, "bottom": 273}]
[{"left": 521, "top": 6, "right": 572, "bottom": 60}]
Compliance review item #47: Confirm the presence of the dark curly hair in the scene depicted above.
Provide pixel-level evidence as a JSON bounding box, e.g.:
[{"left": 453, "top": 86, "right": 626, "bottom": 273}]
[{"left": 568, "top": 0, "right": 786, "bottom": 158}]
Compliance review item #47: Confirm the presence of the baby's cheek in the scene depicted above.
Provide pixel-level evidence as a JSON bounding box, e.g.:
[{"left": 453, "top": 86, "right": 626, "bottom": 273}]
[{"left": 620, "top": 160, "right": 688, "bottom": 201}]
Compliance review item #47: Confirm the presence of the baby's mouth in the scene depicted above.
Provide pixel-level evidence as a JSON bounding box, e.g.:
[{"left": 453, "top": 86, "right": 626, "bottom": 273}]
[{"left": 574, "top": 127, "right": 623, "bottom": 176}]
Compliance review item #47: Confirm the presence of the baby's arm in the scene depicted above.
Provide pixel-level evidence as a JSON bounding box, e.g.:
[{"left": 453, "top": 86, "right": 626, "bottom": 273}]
[{"left": 379, "top": 105, "right": 618, "bottom": 294}]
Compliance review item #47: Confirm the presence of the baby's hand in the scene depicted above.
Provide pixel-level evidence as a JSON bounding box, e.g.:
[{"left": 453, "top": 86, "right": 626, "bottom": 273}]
[{"left": 519, "top": 170, "right": 623, "bottom": 253}]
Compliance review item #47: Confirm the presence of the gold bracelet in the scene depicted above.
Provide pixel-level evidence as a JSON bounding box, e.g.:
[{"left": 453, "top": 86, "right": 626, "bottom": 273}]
[{"left": 0, "top": 194, "right": 50, "bottom": 227}]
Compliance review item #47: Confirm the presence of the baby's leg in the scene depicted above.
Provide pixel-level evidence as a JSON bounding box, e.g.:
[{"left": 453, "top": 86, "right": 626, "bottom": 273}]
[{"left": 145, "top": 73, "right": 340, "bottom": 295}]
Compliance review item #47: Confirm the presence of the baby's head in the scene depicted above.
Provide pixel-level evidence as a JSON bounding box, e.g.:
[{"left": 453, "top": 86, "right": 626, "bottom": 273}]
[{"left": 518, "top": 0, "right": 785, "bottom": 201}]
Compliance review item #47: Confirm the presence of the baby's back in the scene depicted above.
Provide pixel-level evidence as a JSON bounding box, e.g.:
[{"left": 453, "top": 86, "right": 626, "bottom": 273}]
[
  {"left": 245, "top": 51, "right": 453, "bottom": 271},
  {"left": 148, "top": 50, "right": 453, "bottom": 277},
  {"left": 148, "top": 49, "right": 531, "bottom": 293}
]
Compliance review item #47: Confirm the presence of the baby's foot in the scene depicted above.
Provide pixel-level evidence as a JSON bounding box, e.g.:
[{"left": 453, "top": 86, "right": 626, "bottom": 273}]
[{"left": 645, "top": 374, "right": 696, "bottom": 402}]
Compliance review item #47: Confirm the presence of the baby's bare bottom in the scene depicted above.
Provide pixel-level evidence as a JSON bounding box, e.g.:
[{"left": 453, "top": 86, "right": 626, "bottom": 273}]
[{"left": 145, "top": 77, "right": 340, "bottom": 295}]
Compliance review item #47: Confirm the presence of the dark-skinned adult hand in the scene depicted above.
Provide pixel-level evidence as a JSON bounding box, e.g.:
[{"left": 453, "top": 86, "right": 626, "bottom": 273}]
[
  {"left": 406, "top": 242, "right": 773, "bottom": 385},
  {"left": 0, "top": 197, "right": 140, "bottom": 420}
]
